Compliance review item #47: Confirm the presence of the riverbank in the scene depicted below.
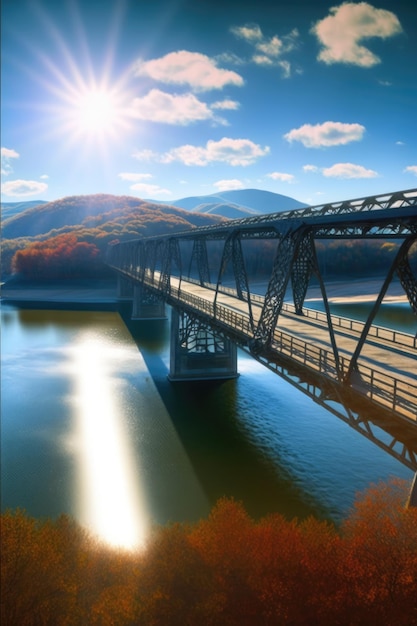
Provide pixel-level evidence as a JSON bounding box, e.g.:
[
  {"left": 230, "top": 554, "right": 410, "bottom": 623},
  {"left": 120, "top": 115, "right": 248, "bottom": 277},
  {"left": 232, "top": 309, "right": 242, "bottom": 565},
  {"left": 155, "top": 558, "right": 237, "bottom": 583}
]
[
  {"left": 0, "top": 276, "right": 408, "bottom": 307},
  {"left": 0, "top": 278, "right": 119, "bottom": 309},
  {"left": 303, "top": 277, "right": 407, "bottom": 304}
]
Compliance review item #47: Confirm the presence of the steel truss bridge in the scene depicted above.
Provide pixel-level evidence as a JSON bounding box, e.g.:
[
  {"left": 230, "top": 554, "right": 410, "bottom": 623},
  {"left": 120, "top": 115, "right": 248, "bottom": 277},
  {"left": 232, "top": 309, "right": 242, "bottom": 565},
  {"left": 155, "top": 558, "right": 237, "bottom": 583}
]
[{"left": 107, "top": 188, "right": 417, "bottom": 471}]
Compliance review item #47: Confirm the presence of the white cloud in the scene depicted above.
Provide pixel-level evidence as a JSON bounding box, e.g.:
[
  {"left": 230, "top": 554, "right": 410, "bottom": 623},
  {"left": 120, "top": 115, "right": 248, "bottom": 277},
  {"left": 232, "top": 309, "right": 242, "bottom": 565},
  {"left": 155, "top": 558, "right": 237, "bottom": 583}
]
[
  {"left": 231, "top": 23, "right": 299, "bottom": 76},
  {"left": 278, "top": 60, "right": 291, "bottom": 78},
  {"left": 322, "top": 163, "right": 378, "bottom": 179},
  {"left": 257, "top": 35, "right": 284, "bottom": 58},
  {"left": 404, "top": 165, "right": 417, "bottom": 176},
  {"left": 215, "top": 52, "right": 246, "bottom": 66},
  {"left": 230, "top": 24, "right": 263, "bottom": 42},
  {"left": 267, "top": 172, "right": 295, "bottom": 183},
  {"left": 163, "top": 137, "right": 270, "bottom": 167},
  {"left": 312, "top": 2, "right": 402, "bottom": 67},
  {"left": 131, "top": 149, "right": 159, "bottom": 161},
  {"left": 1, "top": 179, "right": 48, "bottom": 197},
  {"left": 1, "top": 147, "right": 19, "bottom": 159},
  {"left": 1, "top": 146, "right": 20, "bottom": 175},
  {"left": 211, "top": 99, "right": 240, "bottom": 110},
  {"left": 396, "top": 141, "right": 405, "bottom": 146},
  {"left": 303, "top": 164, "right": 319, "bottom": 172},
  {"left": 130, "top": 183, "right": 171, "bottom": 197},
  {"left": 40, "top": 174, "right": 49, "bottom": 179},
  {"left": 118, "top": 172, "right": 153, "bottom": 182},
  {"left": 133, "top": 50, "right": 244, "bottom": 91},
  {"left": 284, "top": 121, "right": 365, "bottom": 147},
  {"left": 129, "top": 90, "right": 215, "bottom": 125},
  {"left": 252, "top": 55, "right": 274, "bottom": 66},
  {"left": 214, "top": 179, "right": 245, "bottom": 191}
]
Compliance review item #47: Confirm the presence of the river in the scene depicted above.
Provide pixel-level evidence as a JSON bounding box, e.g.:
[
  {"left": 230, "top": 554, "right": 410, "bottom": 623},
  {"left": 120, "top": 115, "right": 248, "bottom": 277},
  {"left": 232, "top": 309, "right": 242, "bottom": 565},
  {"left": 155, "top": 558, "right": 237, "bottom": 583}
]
[{"left": 1, "top": 299, "right": 415, "bottom": 549}]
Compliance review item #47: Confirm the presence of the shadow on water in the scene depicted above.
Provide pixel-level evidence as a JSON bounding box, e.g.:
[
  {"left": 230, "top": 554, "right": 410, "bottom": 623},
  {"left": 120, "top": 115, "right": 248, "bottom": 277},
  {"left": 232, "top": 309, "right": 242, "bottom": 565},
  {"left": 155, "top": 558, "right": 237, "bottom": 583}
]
[{"left": 121, "top": 306, "right": 331, "bottom": 522}]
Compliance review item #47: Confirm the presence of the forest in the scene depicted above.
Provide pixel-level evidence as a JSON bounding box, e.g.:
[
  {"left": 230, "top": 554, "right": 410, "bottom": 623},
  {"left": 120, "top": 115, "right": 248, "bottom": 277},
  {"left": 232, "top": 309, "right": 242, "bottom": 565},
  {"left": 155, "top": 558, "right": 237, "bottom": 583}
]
[
  {"left": 2, "top": 194, "right": 415, "bottom": 283},
  {"left": 1, "top": 479, "right": 416, "bottom": 626}
]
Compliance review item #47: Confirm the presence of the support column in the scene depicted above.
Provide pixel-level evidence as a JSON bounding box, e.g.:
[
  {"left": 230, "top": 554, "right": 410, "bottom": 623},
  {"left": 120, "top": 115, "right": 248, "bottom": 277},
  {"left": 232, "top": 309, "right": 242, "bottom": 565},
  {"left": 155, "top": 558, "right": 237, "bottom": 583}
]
[
  {"left": 131, "top": 285, "right": 166, "bottom": 320},
  {"left": 169, "top": 309, "right": 238, "bottom": 381},
  {"left": 116, "top": 275, "right": 134, "bottom": 299}
]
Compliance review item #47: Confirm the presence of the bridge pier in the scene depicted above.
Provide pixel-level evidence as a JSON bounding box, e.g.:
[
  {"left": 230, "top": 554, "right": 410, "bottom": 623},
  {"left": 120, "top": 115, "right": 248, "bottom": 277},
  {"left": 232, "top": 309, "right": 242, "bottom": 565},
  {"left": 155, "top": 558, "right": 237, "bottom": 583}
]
[
  {"left": 116, "top": 275, "right": 134, "bottom": 299},
  {"left": 169, "top": 309, "right": 238, "bottom": 381},
  {"left": 132, "top": 285, "right": 166, "bottom": 320}
]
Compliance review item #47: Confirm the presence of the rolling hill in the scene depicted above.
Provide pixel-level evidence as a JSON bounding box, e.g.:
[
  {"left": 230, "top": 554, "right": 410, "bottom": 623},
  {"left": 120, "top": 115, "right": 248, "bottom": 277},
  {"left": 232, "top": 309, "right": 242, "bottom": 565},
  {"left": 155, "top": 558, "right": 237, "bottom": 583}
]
[
  {"left": 154, "top": 189, "right": 307, "bottom": 218},
  {"left": 1, "top": 194, "right": 223, "bottom": 240},
  {"left": 1, "top": 200, "right": 48, "bottom": 220},
  {"left": 0, "top": 193, "right": 225, "bottom": 278}
]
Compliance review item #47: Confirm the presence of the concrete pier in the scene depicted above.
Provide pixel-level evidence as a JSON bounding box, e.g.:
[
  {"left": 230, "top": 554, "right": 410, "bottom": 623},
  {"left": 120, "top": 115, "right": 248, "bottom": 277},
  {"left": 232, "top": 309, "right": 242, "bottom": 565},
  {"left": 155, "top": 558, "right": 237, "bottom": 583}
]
[
  {"left": 131, "top": 285, "right": 166, "bottom": 320},
  {"left": 116, "top": 275, "right": 134, "bottom": 300},
  {"left": 169, "top": 308, "right": 238, "bottom": 381}
]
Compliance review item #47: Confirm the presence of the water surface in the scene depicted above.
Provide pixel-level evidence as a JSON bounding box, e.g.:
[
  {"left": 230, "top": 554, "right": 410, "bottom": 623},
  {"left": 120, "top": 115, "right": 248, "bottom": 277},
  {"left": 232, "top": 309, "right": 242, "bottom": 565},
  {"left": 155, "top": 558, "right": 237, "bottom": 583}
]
[{"left": 1, "top": 302, "right": 414, "bottom": 548}]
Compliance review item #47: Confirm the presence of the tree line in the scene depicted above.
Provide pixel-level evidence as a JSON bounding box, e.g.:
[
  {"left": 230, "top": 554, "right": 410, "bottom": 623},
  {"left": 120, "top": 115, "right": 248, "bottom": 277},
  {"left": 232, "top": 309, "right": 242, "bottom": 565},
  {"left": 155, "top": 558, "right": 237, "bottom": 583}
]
[
  {"left": 5, "top": 233, "right": 415, "bottom": 284},
  {"left": 2, "top": 479, "right": 416, "bottom": 625}
]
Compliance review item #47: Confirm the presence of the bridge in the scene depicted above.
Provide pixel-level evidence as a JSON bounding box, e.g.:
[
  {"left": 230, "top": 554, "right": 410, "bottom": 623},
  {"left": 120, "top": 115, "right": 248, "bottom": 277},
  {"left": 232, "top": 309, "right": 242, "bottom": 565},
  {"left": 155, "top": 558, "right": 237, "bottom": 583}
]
[{"left": 106, "top": 188, "right": 417, "bottom": 473}]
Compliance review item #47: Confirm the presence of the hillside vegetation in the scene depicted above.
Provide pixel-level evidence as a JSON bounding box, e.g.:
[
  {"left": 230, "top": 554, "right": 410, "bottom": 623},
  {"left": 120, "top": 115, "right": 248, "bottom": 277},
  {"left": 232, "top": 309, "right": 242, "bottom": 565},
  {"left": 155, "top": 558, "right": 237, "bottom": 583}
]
[
  {"left": 1, "top": 194, "right": 223, "bottom": 279},
  {"left": 2, "top": 192, "right": 415, "bottom": 283}
]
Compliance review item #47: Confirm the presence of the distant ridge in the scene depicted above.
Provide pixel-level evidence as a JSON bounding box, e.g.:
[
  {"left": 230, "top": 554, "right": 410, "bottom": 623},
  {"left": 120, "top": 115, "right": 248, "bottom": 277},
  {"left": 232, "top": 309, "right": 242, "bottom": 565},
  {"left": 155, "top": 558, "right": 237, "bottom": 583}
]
[
  {"left": 1, "top": 193, "right": 224, "bottom": 240},
  {"left": 1, "top": 200, "right": 48, "bottom": 220},
  {"left": 157, "top": 189, "right": 307, "bottom": 218}
]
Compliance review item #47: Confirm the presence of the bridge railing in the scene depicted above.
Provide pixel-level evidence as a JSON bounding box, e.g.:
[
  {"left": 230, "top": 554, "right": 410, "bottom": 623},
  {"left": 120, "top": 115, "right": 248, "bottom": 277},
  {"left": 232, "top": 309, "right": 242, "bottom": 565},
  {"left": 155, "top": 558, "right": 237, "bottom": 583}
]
[
  {"left": 186, "top": 277, "right": 416, "bottom": 351},
  {"left": 281, "top": 301, "right": 417, "bottom": 351},
  {"left": 270, "top": 329, "right": 417, "bottom": 420},
  {"left": 146, "top": 276, "right": 417, "bottom": 421}
]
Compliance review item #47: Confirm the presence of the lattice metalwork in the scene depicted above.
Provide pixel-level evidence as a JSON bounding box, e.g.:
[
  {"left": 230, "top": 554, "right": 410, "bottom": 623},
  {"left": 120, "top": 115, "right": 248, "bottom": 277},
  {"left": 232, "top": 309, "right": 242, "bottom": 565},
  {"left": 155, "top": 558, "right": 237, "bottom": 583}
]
[
  {"left": 346, "top": 236, "right": 416, "bottom": 383},
  {"left": 189, "top": 238, "right": 211, "bottom": 285},
  {"left": 178, "top": 310, "right": 227, "bottom": 354},
  {"left": 105, "top": 188, "right": 417, "bottom": 469},
  {"left": 291, "top": 230, "right": 315, "bottom": 314},
  {"left": 396, "top": 238, "right": 417, "bottom": 316},
  {"left": 159, "top": 238, "right": 182, "bottom": 295},
  {"left": 252, "top": 229, "right": 296, "bottom": 350}
]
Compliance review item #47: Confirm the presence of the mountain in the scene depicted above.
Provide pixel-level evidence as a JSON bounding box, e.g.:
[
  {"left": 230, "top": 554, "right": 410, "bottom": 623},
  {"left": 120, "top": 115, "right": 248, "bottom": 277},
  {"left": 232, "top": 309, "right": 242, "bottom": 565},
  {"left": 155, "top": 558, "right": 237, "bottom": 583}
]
[
  {"left": 154, "top": 189, "right": 307, "bottom": 218},
  {"left": 1, "top": 200, "right": 48, "bottom": 220},
  {"left": 1, "top": 193, "right": 225, "bottom": 278},
  {"left": 1, "top": 193, "right": 223, "bottom": 240}
]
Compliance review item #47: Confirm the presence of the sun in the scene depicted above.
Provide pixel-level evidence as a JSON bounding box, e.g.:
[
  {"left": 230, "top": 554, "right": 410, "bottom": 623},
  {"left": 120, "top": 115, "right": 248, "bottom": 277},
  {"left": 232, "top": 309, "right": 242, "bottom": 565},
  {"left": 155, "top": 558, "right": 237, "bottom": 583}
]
[
  {"left": 68, "top": 85, "right": 129, "bottom": 139},
  {"left": 18, "top": 1, "right": 134, "bottom": 155},
  {"left": 76, "top": 89, "right": 117, "bottom": 133}
]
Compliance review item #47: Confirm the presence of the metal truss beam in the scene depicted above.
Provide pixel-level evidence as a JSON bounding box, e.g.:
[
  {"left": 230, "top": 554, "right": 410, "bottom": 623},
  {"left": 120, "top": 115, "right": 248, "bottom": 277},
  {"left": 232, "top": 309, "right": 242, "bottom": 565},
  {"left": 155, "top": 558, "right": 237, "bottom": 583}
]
[
  {"left": 189, "top": 238, "right": 211, "bottom": 285},
  {"left": 105, "top": 188, "right": 417, "bottom": 469}
]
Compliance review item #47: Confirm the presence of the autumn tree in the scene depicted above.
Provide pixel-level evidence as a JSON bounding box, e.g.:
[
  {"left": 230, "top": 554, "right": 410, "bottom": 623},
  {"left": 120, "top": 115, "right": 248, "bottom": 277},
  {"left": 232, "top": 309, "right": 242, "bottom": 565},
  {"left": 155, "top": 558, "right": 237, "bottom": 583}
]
[{"left": 12, "top": 233, "right": 101, "bottom": 279}]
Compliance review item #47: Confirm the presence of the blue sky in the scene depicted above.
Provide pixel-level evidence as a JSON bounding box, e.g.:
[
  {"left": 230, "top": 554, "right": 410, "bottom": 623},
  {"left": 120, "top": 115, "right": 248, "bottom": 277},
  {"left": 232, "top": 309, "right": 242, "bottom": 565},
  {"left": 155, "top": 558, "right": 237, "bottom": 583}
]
[{"left": 1, "top": 0, "right": 416, "bottom": 205}]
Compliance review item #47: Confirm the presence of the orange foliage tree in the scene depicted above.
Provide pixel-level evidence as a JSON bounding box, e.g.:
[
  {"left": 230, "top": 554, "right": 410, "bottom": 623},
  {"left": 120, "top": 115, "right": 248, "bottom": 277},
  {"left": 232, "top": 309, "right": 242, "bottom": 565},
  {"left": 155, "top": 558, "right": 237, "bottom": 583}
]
[
  {"left": 1, "top": 479, "right": 416, "bottom": 625},
  {"left": 12, "top": 234, "right": 102, "bottom": 279}
]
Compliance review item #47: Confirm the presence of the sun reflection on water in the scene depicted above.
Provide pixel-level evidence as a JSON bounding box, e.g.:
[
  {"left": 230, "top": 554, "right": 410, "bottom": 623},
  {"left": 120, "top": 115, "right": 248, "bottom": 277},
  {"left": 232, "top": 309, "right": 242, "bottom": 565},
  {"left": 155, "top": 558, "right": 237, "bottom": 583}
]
[{"left": 71, "top": 334, "right": 147, "bottom": 550}]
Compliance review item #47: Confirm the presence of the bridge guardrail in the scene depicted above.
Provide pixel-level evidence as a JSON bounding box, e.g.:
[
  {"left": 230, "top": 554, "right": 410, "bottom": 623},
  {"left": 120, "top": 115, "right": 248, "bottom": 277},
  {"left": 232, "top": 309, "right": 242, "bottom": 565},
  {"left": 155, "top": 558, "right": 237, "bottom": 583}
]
[
  {"left": 162, "top": 278, "right": 417, "bottom": 421},
  {"left": 186, "top": 278, "right": 416, "bottom": 351},
  {"left": 114, "top": 268, "right": 417, "bottom": 421}
]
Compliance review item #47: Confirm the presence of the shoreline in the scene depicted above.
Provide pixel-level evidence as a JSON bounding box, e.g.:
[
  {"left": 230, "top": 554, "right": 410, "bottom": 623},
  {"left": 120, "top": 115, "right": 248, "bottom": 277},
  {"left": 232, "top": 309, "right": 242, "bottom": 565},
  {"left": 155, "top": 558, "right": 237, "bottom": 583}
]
[
  {"left": 0, "top": 276, "right": 408, "bottom": 308},
  {"left": 0, "top": 279, "right": 120, "bottom": 311}
]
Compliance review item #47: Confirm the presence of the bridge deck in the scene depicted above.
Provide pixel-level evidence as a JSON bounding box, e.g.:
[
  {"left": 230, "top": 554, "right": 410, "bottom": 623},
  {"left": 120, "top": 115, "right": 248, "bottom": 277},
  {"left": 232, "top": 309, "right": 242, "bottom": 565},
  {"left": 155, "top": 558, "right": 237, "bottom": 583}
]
[{"left": 159, "top": 275, "right": 417, "bottom": 422}]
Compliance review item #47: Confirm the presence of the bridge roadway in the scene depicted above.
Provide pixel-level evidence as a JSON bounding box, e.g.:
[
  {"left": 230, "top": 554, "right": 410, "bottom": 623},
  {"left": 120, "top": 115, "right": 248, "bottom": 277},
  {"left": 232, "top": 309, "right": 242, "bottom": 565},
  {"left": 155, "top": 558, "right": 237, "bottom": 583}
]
[{"left": 137, "top": 271, "right": 417, "bottom": 426}]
